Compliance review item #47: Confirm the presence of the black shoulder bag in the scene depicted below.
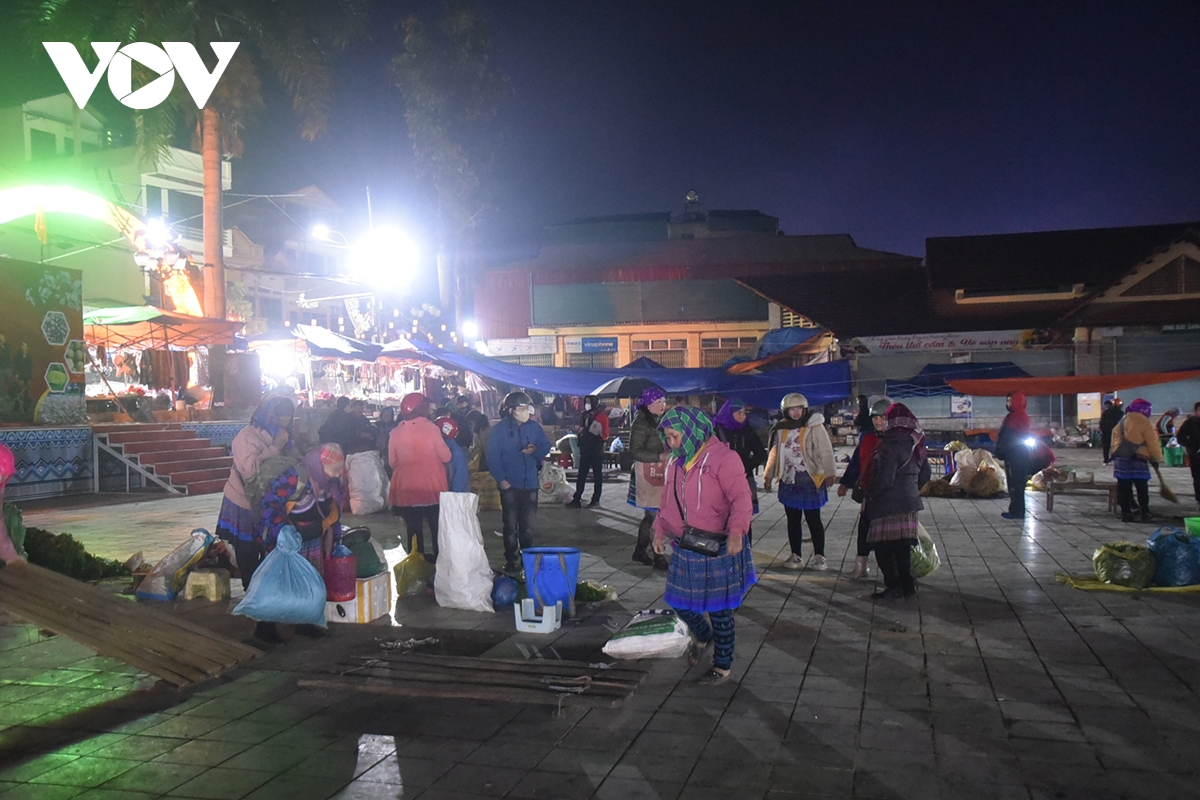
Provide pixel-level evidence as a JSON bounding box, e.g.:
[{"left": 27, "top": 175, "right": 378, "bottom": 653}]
[{"left": 672, "top": 464, "right": 726, "bottom": 557}]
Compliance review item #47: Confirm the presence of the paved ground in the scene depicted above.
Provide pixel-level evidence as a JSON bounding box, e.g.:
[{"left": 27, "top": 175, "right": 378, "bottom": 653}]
[{"left": 2, "top": 447, "right": 1200, "bottom": 799}]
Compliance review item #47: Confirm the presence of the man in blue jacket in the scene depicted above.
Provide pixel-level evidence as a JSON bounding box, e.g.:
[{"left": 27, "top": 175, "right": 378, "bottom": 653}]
[
  {"left": 487, "top": 391, "right": 552, "bottom": 572},
  {"left": 436, "top": 416, "right": 470, "bottom": 493}
]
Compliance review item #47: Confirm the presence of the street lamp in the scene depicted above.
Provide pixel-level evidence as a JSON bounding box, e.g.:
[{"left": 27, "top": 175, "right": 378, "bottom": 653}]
[
  {"left": 348, "top": 226, "right": 419, "bottom": 291},
  {"left": 133, "top": 218, "right": 185, "bottom": 277},
  {"left": 461, "top": 319, "right": 478, "bottom": 339}
]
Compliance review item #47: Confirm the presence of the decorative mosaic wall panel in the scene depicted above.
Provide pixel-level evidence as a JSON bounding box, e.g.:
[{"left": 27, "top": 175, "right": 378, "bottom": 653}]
[
  {"left": 0, "top": 426, "right": 92, "bottom": 501},
  {"left": 181, "top": 421, "right": 248, "bottom": 451}
]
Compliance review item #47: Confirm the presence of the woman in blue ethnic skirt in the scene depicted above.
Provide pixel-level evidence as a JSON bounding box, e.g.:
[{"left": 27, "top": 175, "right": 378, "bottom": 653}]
[
  {"left": 653, "top": 406, "right": 755, "bottom": 685},
  {"left": 763, "top": 393, "right": 837, "bottom": 571}
]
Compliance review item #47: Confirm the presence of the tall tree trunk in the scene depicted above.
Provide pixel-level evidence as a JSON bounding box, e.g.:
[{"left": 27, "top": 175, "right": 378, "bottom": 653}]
[
  {"left": 202, "top": 107, "right": 227, "bottom": 407},
  {"left": 202, "top": 107, "right": 225, "bottom": 320}
]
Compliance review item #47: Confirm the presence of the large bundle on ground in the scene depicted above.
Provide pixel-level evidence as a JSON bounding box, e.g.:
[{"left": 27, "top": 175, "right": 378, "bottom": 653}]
[
  {"left": 538, "top": 463, "right": 574, "bottom": 505},
  {"left": 435, "top": 492, "right": 494, "bottom": 613},
  {"left": 470, "top": 471, "right": 501, "bottom": 511},
  {"left": 1093, "top": 542, "right": 1156, "bottom": 589},
  {"left": 347, "top": 451, "right": 388, "bottom": 515},
  {"left": 1146, "top": 527, "right": 1200, "bottom": 587}
]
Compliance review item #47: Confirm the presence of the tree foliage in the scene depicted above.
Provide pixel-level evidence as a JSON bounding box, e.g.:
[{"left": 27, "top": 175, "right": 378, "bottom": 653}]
[{"left": 390, "top": 1, "right": 509, "bottom": 231}]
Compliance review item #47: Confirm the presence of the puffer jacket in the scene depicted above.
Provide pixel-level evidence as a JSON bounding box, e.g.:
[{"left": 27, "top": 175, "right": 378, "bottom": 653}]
[
  {"left": 629, "top": 409, "right": 665, "bottom": 464},
  {"left": 1111, "top": 411, "right": 1163, "bottom": 464},
  {"left": 765, "top": 413, "right": 837, "bottom": 487},
  {"left": 224, "top": 425, "right": 287, "bottom": 510},
  {"left": 866, "top": 429, "right": 930, "bottom": 521}
]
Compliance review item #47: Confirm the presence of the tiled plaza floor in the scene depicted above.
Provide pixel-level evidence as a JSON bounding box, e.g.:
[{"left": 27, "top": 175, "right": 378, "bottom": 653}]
[{"left": 2, "top": 448, "right": 1199, "bottom": 799}]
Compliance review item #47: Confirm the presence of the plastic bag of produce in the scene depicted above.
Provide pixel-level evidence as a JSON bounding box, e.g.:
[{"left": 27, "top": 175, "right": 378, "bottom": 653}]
[
  {"left": 342, "top": 526, "right": 386, "bottom": 578},
  {"left": 232, "top": 526, "right": 327, "bottom": 625},
  {"left": 346, "top": 451, "right": 388, "bottom": 515},
  {"left": 394, "top": 536, "right": 436, "bottom": 597},
  {"left": 910, "top": 524, "right": 941, "bottom": 579},
  {"left": 602, "top": 609, "right": 691, "bottom": 659},
  {"left": 538, "top": 463, "right": 574, "bottom": 505},
  {"left": 576, "top": 579, "right": 618, "bottom": 602},
  {"left": 492, "top": 574, "right": 519, "bottom": 608},
  {"left": 2, "top": 503, "right": 26, "bottom": 558},
  {"left": 136, "top": 528, "right": 213, "bottom": 601},
  {"left": 1093, "top": 542, "right": 1157, "bottom": 589},
  {"left": 1146, "top": 527, "right": 1200, "bottom": 587},
  {"left": 470, "top": 470, "right": 501, "bottom": 511},
  {"left": 435, "top": 492, "right": 494, "bottom": 613}
]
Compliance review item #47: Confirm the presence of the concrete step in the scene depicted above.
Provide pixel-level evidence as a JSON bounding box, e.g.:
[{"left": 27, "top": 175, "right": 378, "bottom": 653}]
[
  {"left": 183, "top": 478, "right": 228, "bottom": 496},
  {"left": 150, "top": 457, "right": 234, "bottom": 479},
  {"left": 103, "top": 430, "right": 199, "bottom": 445},
  {"left": 92, "top": 423, "right": 177, "bottom": 434},
  {"left": 121, "top": 438, "right": 215, "bottom": 456},
  {"left": 137, "top": 446, "right": 227, "bottom": 465},
  {"left": 168, "top": 467, "right": 232, "bottom": 485}
]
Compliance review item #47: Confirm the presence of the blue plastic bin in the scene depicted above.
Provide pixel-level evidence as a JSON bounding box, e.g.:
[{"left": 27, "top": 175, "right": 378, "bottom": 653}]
[{"left": 522, "top": 547, "right": 581, "bottom": 618}]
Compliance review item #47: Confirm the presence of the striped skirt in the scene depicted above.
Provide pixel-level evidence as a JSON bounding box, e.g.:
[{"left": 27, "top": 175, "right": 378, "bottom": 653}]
[
  {"left": 664, "top": 535, "right": 757, "bottom": 613},
  {"left": 1112, "top": 456, "right": 1151, "bottom": 481},
  {"left": 867, "top": 511, "right": 920, "bottom": 546}
]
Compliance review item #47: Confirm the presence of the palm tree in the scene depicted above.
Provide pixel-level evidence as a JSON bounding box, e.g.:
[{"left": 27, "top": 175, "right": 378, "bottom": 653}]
[{"left": 26, "top": 0, "right": 365, "bottom": 320}]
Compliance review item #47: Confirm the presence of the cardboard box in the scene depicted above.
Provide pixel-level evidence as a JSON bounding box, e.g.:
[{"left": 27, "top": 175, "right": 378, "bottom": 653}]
[{"left": 325, "top": 571, "right": 391, "bottom": 624}]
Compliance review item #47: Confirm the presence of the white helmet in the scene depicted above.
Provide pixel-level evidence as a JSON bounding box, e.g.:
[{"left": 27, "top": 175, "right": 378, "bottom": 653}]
[{"left": 780, "top": 392, "right": 808, "bottom": 412}]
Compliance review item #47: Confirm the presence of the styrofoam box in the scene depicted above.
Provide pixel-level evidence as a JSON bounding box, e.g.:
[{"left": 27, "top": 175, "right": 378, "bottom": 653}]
[{"left": 325, "top": 571, "right": 391, "bottom": 624}]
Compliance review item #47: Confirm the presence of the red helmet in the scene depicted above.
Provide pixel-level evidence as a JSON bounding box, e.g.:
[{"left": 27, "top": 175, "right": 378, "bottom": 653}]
[
  {"left": 400, "top": 392, "right": 428, "bottom": 419},
  {"left": 435, "top": 416, "right": 459, "bottom": 439}
]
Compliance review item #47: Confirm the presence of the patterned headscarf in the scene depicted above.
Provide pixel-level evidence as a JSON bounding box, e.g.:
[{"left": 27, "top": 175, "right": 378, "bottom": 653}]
[
  {"left": 713, "top": 398, "right": 747, "bottom": 430},
  {"left": 885, "top": 402, "right": 926, "bottom": 461},
  {"left": 1128, "top": 398, "right": 1153, "bottom": 418},
  {"left": 304, "top": 443, "right": 347, "bottom": 512},
  {"left": 637, "top": 386, "right": 666, "bottom": 409},
  {"left": 250, "top": 396, "right": 295, "bottom": 450},
  {"left": 658, "top": 406, "right": 715, "bottom": 469},
  {"left": 0, "top": 443, "right": 14, "bottom": 490}
]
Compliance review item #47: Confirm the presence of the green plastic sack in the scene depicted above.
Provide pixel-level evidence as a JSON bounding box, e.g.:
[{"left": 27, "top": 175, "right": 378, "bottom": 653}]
[
  {"left": 342, "top": 526, "right": 385, "bottom": 578},
  {"left": 1093, "top": 542, "right": 1157, "bottom": 588},
  {"left": 394, "top": 537, "right": 435, "bottom": 597},
  {"left": 910, "top": 523, "right": 941, "bottom": 579},
  {"left": 3, "top": 503, "right": 26, "bottom": 558},
  {"left": 576, "top": 579, "right": 618, "bottom": 602}
]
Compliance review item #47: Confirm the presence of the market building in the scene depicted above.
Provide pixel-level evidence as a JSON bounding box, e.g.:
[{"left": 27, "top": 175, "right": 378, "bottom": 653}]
[{"left": 475, "top": 196, "right": 917, "bottom": 369}]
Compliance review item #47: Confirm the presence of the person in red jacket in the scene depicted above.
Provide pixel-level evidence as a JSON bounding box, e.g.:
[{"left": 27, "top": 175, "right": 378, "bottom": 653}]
[
  {"left": 567, "top": 394, "right": 610, "bottom": 508},
  {"left": 389, "top": 392, "right": 451, "bottom": 560}
]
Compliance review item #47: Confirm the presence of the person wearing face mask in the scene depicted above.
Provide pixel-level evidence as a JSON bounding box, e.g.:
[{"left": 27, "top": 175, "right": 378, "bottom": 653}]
[
  {"left": 628, "top": 386, "right": 670, "bottom": 570},
  {"left": 568, "top": 394, "right": 610, "bottom": 509},
  {"left": 487, "top": 391, "right": 552, "bottom": 573},
  {"left": 837, "top": 397, "right": 892, "bottom": 579},
  {"left": 764, "top": 393, "right": 836, "bottom": 571}
]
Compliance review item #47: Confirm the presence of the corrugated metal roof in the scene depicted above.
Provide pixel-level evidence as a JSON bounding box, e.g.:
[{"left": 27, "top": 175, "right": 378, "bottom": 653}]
[{"left": 532, "top": 280, "right": 768, "bottom": 326}]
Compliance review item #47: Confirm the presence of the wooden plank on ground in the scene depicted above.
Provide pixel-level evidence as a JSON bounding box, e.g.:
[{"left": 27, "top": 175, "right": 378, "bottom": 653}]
[{"left": 0, "top": 562, "right": 260, "bottom": 686}]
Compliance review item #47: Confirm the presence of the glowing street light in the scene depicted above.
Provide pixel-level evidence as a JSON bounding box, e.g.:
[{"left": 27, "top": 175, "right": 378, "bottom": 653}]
[
  {"left": 348, "top": 226, "right": 419, "bottom": 291},
  {"left": 461, "top": 320, "right": 479, "bottom": 339}
]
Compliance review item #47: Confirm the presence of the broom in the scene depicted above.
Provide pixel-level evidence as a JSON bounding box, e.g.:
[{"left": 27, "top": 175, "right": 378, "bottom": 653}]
[{"left": 1152, "top": 462, "right": 1180, "bottom": 504}]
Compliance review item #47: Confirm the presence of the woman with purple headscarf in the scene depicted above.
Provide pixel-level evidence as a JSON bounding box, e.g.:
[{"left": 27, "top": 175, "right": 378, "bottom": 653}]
[
  {"left": 713, "top": 399, "right": 768, "bottom": 515},
  {"left": 627, "top": 386, "right": 670, "bottom": 570},
  {"left": 1111, "top": 398, "right": 1162, "bottom": 523}
]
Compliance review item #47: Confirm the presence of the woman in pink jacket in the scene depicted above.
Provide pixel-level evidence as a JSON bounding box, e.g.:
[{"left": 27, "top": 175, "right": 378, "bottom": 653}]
[
  {"left": 389, "top": 392, "right": 451, "bottom": 560},
  {"left": 0, "top": 443, "right": 26, "bottom": 565},
  {"left": 653, "top": 406, "right": 755, "bottom": 685}
]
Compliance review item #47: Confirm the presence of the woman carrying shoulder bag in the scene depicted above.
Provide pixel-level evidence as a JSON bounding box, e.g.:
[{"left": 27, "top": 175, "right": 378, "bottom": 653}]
[
  {"left": 865, "top": 403, "right": 931, "bottom": 600},
  {"left": 653, "top": 407, "right": 755, "bottom": 685}
]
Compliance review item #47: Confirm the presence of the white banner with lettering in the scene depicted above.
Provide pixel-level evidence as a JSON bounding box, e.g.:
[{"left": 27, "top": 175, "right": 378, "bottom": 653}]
[{"left": 846, "top": 329, "right": 1065, "bottom": 354}]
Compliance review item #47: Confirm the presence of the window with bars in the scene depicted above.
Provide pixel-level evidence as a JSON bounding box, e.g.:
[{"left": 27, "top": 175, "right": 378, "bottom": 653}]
[
  {"left": 780, "top": 309, "right": 818, "bottom": 328},
  {"left": 567, "top": 353, "right": 616, "bottom": 368},
  {"left": 700, "top": 336, "right": 759, "bottom": 367},
  {"left": 497, "top": 354, "right": 555, "bottom": 366}
]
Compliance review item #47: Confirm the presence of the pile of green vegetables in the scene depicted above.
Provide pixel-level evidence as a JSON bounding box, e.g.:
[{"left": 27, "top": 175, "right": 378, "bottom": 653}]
[{"left": 3, "top": 503, "right": 128, "bottom": 581}]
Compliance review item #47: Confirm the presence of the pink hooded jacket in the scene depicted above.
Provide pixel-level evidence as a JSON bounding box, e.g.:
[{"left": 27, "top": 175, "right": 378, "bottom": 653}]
[
  {"left": 653, "top": 439, "right": 753, "bottom": 547},
  {"left": 0, "top": 443, "right": 22, "bottom": 563}
]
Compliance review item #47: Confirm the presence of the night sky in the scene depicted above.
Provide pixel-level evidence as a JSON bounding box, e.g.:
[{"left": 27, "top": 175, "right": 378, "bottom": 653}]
[{"left": 9, "top": 1, "right": 1200, "bottom": 258}]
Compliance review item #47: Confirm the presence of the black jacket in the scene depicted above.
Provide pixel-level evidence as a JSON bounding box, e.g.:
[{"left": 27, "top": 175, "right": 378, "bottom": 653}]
[
  {"left": 715, "top": 423, "right": 768, "bottom": 480},
  {"left": 1177, "top": 415, "right": 1200, "bottom": 456},
  {"left": 1099, "top": 405, "right": 1125, "bottom": 435},
  {"left": 866, "top": 429, "right": 930, "bottom": 521},
  {"left": 629, "top": 409, "right": 665, "bottom": 463}
]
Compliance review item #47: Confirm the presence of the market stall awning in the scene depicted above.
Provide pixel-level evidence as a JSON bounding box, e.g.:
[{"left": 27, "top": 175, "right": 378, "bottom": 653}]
[
  {"left": 378, "top": 337, "right": 853, "bottom": 407},
  {"left": 84, "top": 306, "right": 244, "bottom": 349},
  {"left": 887, "top": 362, "right": 1031, "bottom": 398},
  {"left": 291, "top": 325, "right": 382, "bottom": 360},
  {"left": 949, "top": 369, "right": 1200, "bottom": 397}
]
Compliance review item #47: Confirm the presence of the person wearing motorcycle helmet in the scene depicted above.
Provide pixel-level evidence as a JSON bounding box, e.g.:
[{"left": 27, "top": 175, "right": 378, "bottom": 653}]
[
  {"left": 838, "top": 398, "right": 892, "bottom": 580},
  {"left": 388, "top": 393, "right": 451, "bottom": 560},
  {"left": 487, "top": 391, "right": 552, "bottom": 572},
  {"left": 764, "top": 392, "right": 836, "bottom": 571},
  {"left": 436, "top": 416, "right": 469, "bottom": 493}
]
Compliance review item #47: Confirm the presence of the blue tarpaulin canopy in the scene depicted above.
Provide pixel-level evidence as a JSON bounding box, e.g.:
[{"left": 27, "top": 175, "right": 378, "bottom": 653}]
[
  {"left": 886, "top": 362, "right": 1031, "bottom": 398},
  {"left": 756, "top": 327, "right": 823, "bottom": 358},
  {"left": 377, "top": 337, "right": 852, "bottom": 408}
]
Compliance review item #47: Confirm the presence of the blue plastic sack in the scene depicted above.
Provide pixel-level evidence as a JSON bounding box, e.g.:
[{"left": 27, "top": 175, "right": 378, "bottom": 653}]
[
  {"left": 491, "top": 575, "right": 519, "bottom": 608},
  {"left": 1146, "top": 526, "right": 1200, "bottom": 587},
  {"left": 232, "top": 526, "right": 327, "bottom": 626}
]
